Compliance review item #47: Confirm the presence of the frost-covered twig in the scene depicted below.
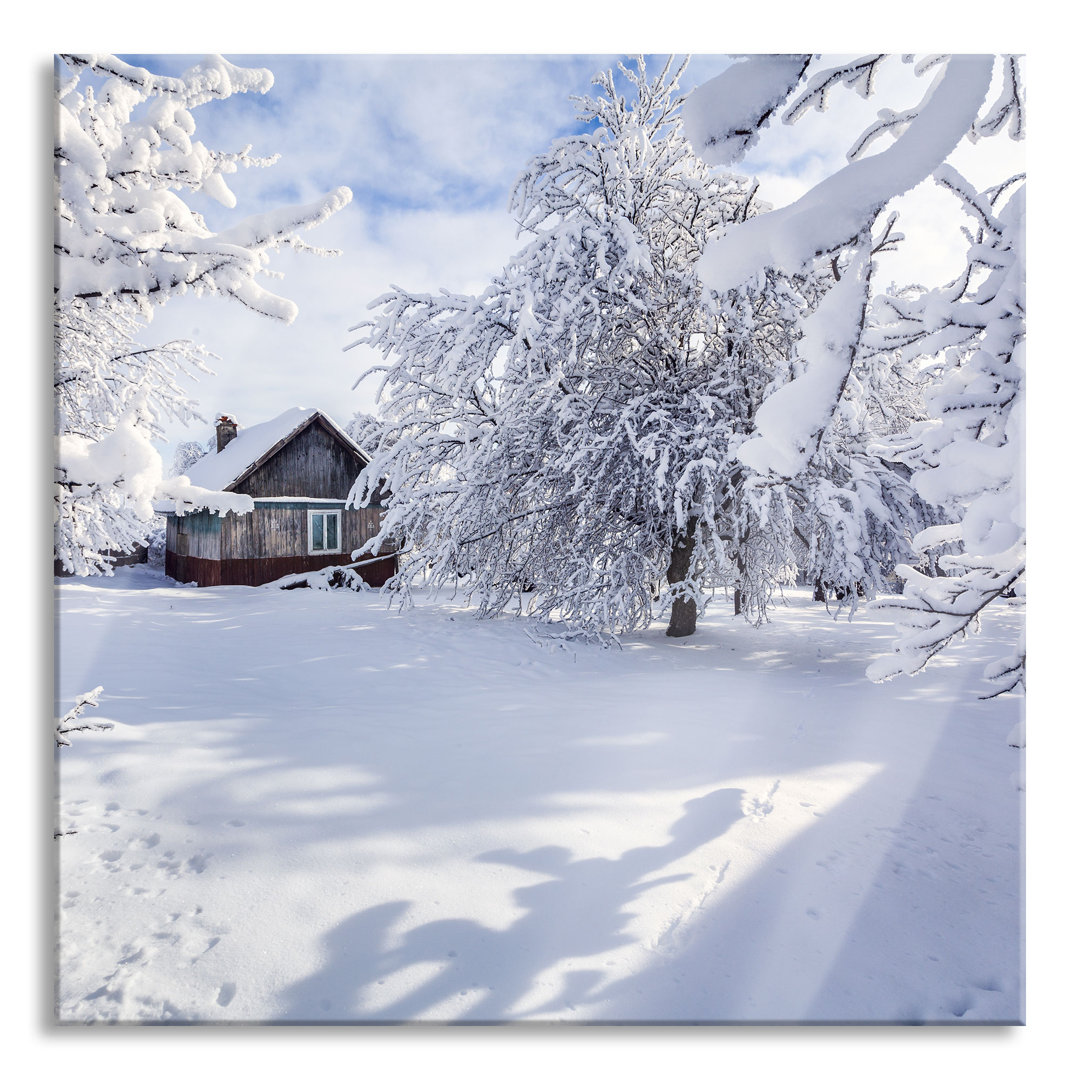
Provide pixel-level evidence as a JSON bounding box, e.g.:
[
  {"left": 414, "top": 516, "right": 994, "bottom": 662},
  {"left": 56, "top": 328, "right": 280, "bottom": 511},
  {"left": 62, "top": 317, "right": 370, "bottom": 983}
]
[
  {"left": 524, "top": 621, "right": 623, "bottom": 652},
  {"left": 782, "top": 54, "right": 887, "bottom": 126},
  {"left": 867, "top": 556, "right": 1024, "bottom": 686},
  {"left": 56, "top": 686, "right": 111, "bottom": 748}
]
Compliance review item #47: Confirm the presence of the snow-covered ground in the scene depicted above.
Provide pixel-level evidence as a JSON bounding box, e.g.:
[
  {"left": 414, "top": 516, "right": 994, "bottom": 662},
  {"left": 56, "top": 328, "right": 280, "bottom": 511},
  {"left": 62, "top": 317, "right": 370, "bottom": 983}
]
[{"left": 54, "top": 567, "right": 1023, "bottom": 1025}]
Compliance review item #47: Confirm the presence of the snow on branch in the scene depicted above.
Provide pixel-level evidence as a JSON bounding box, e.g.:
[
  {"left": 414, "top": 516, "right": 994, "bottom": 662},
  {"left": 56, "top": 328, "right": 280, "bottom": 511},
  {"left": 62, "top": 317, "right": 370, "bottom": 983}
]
[
  {"left": 866, "top": 552, "right": 1024, "bottom": 690},
  {"left": 56, "top": 686, "right": 112, "bottom": 748},
  {"left": 782, "top": 54, "right": 887, "bottom": 126},
  {"left": 865, "top": 160, "right": 1024, "bottom": 694},
  {"left": 976, "top": 55, "right": 1025, "bottom": 139},
  {"left": 689, "top": 55, "right": 996, "bottom": 294},
  {"left": 684, "top": 52, "right": 1024, "bottom": 689},
  {"left": 54, "top": 53, "right": 353, "bottom": 320},
  {"left": 681, "top": 54, "right": 811, "bottom": 166},
  {"left": 736, "top": 231, "right": 875, "bottom": 480},
  {"left": 58, "top": 53, "right": 275, "bottom": 104}
]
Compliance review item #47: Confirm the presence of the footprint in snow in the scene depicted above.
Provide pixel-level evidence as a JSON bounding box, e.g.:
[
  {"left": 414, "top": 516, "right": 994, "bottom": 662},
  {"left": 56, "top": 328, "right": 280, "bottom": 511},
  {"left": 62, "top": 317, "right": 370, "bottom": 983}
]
[
  {"left": 156, "top": 854, "right": 185, "bottom": 878},
  {"left": 741, "top": 781, "right": 781, "bottom": 821}
]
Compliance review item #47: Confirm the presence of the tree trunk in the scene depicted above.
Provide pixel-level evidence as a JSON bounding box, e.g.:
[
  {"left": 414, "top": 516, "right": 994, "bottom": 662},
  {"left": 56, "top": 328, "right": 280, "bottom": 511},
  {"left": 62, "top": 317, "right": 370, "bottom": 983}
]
[
  {"left": 733, "top": 536, "right": 747, "bottom": 616},
  {"left": 665, "top": 518, "right": 699, "bottom": 638}
]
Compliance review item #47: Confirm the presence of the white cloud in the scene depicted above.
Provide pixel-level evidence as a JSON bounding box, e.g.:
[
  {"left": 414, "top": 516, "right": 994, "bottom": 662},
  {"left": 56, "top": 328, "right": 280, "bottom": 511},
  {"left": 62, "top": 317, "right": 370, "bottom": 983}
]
[{"left": 143, "top": 195, "right": 525, "bottom": 452}]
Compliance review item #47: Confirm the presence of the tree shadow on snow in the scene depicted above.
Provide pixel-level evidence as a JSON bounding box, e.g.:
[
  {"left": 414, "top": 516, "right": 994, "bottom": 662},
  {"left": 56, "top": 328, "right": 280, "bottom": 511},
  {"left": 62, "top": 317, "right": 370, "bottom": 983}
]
[{"left": 280, "top": 787, "right": 744, "bottom": 1022}]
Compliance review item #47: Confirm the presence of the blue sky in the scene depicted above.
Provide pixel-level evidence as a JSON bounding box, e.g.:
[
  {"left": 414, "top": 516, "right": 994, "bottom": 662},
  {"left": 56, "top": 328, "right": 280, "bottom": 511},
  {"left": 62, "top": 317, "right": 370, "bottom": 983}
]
[{"left": 65, "top": 51, "right": 1022, "bottom": 465}]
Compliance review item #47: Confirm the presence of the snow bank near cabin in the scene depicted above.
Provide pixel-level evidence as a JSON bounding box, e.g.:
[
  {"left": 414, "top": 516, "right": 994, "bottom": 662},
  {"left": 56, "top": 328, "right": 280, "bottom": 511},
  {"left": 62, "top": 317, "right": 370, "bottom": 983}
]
[{"left": 55, "top": 573, "right": 1022, "bottom": 1023}]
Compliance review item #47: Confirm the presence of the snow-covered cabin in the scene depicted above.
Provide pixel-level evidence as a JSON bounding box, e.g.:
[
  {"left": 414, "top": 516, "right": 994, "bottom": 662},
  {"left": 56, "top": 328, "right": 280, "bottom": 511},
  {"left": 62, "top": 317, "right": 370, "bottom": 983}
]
[{"left": 163, "top": 408, "right": 396, "bottom": 588}]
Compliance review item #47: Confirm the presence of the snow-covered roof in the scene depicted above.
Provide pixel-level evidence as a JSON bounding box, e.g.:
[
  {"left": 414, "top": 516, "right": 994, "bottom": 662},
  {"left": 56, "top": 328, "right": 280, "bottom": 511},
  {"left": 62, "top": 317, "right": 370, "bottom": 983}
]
[{"left": 182, "top": 407, "right": 368, "bottom": 492}]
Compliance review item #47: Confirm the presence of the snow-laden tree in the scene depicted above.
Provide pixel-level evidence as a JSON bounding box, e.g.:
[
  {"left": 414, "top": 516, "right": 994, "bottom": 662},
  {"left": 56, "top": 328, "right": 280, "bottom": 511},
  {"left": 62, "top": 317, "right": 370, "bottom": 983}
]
[
  {"left": 344, "top": 411, "right": 386, "bottom": 457},
  {"left": 54, "top": 296, "right": 214, "bottom": 573},
  {"left": 753, "top": 334, "right": 954, "bottom": 620},
  {"left": 718, "top": 216, "right": 954, "bottom": 622},
  {"left": 683, "top": 54, "right": 1024, "bottom": 684},
  {"left": 54, "top": 53, "right": 353, "bottom": 575},
  {"left": 349, "top": 59, "right": 803, "bottom": 636},
  {"left": 171, "top": 439, "right": 209, "bottom": 477}
]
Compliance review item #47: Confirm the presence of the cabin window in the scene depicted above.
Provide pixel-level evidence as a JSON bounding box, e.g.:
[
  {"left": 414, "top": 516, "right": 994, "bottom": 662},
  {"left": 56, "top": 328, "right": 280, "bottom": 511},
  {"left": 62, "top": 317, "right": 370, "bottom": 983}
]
[{"left": 307, "top": 509, "right": 342, "bottom": 554}]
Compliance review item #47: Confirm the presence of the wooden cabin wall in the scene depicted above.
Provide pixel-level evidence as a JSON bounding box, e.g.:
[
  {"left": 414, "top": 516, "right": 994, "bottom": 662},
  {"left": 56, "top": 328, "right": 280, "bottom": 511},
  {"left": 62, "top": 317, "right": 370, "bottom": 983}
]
[
  {"left": 222, "top": 504, "right": 303, "bottom": 562},
  {"left": 219, "top": 504, "right": 383, "bottom": 561},
  {"left": 213, "top": 503, "right": 395, "bottom": 587},
  {"left": 169, "top": 511, "right": 223, "bottom": 560},
  {"left": 348, "top": 507, "right": 398, "bottom": 585},
  {"left": 165, "top": 510, "right": 223, "bottom": 586},
  {"left": 231, "top": 421, "right": 364, "bottom": 500}
]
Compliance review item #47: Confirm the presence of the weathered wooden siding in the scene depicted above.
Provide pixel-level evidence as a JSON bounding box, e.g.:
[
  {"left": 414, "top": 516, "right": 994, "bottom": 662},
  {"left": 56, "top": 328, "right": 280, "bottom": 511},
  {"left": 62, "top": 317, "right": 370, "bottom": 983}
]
[
  {"left": 219, "top": 503, "right": 381, "bottom": 560},
  {"left": 221, "top": 504, "right": 305, "bottom": 561},
  {"left": 168, "top": 510, "right": 222, "bottom": 560},
  {"left": 165, "top": 552, "right": 222, "bottom": 587},
  {"left": 231, "top": 420, "right": 363, "bottom": 500},
  {"left": 211, "top": 502, "right": 395, "bottom": 587},
  {"left": 165, "top": 511, "right": 223, "bottom": 586}
]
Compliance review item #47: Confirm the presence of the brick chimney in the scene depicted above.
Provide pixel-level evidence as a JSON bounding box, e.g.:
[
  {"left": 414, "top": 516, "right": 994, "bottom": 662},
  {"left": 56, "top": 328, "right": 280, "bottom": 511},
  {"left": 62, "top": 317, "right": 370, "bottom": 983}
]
[{"left": 216, "top": 415, "right": 238, "bottom": 453}]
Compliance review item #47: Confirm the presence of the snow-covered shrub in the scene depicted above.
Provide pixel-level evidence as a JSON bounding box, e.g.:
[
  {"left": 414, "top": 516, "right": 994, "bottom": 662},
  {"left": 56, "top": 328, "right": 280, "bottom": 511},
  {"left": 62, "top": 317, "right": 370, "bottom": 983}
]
[{"left": 276, "top": 567, "right": 372, "bottom": 592}]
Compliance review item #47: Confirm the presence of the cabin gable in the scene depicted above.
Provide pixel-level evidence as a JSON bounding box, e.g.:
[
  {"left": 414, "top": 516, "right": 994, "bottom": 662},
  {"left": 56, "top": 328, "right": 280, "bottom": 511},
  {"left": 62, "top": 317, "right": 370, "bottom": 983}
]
[{"left": 229, "top": 415, "right": 367, "bottom": 500}]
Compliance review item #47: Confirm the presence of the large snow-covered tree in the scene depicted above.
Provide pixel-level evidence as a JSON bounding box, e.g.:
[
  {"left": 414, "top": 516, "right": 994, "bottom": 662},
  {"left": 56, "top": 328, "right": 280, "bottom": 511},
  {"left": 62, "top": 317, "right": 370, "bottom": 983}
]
[
  {"left": 682, "top": 54, "right": 1024, "bottom": 687},
  {"left": 349, "top": 59, "right": 784, "bottom": 636},
  {"left": 349, "top": 58, "right": 937, "bottom": 637},
  {"left": 54, "top": 53, "right": 352, "bottom": 575}
]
